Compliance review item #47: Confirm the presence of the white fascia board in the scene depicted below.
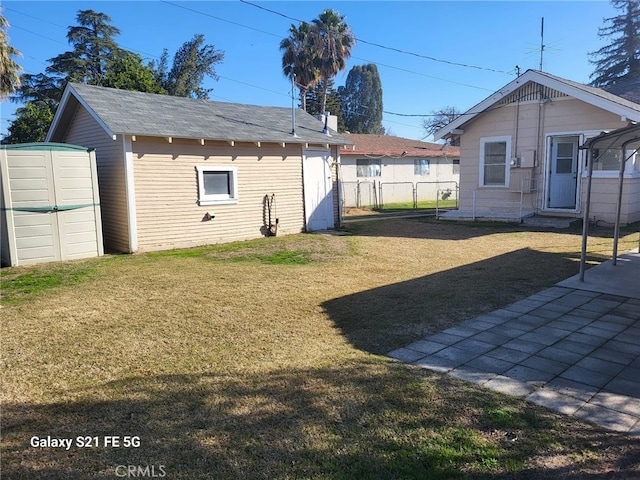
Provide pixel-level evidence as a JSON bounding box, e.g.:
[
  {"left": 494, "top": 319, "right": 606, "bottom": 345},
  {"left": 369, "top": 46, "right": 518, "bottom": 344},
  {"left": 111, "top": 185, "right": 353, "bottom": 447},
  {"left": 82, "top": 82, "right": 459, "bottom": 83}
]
[
  {"left": 433, "top": 72, "right": 533, "bottom": 141},
  {"left": 434, "top": 70, "right": 640, "bottom": 140},
  {"left": 46, "top": 84, "right": 117, "bottom": 142}
]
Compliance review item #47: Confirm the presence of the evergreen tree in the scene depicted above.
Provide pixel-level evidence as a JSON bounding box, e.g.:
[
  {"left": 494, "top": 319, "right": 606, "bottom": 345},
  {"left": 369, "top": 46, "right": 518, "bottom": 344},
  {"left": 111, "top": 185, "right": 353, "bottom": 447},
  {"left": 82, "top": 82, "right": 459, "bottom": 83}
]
[
  {"left": 100, "top": 54, "right": 165, "bottom": 93},
  {"left": 589, "top": 0, "right": 640, "bottom": 86},
  {"left": 47, "top": 10, "right": 126, "bottom": 84},
  {"left": 338, "top": 64, "right": 383, "bottom": 134},
  {"left": 305, "top": 80, "right": 345, "bottom": 131},
  {"left": 152, "top": 34, "right": 224, "bottom": 99},
  {"left": 2, "top": 102, "right": 53, "bottom": 143},
  {"left": 1, "top": 11, "right": 22, "bottom": 100}
]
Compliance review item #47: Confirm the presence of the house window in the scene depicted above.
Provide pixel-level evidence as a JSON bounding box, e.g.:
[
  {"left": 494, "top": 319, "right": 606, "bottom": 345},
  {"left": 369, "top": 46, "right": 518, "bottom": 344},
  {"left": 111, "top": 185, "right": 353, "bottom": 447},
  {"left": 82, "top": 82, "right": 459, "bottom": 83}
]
[
  {"left": 196, "top": 166, "right": 238, "bottom": 205},
  {"left": 592, "top": 148, "right": 622, "bottom": 171},
  {"left": 414, "top": 159, "right": 430, "bottom": 175},
  {"left": 452, "top": 159, "right": 460, "bottom": 175},
  {"left": 356, "top": 159, "right": 381, "bottom": 177},
  {"left": 480, "top": 136, "right": 511, "bottom": 186},
  {"left": 590, "top": 148, "right": 640, "bottom": 175}
]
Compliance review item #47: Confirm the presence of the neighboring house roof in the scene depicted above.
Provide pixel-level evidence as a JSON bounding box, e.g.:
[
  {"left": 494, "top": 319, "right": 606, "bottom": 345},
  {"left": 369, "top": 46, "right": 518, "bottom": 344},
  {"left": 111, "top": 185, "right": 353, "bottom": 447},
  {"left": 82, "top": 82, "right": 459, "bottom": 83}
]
[
  {"left": 47, "top": 83, "right": 352, "bottom": 146},
  {"left": 433, "top": 69, "right": 640, "bottom": 141},
  {"left": 340, "top": 133, "right": 459, "bottom": 157},
  {"left": 602, "top": 77, "right": 640, "bottom": 105}
]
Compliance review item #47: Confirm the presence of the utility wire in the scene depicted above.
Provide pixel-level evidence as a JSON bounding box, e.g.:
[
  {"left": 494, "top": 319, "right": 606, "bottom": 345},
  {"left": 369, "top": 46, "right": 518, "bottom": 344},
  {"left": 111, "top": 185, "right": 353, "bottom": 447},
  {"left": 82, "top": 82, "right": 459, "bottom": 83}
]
[{"left": 239, "top": 0, "right": 513, "bottom": 75}]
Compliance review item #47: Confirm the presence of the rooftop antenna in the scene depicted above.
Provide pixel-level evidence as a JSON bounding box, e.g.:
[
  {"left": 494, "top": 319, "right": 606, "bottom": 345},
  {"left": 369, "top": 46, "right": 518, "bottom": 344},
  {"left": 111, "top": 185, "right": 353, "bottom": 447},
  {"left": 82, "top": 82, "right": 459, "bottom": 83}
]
[{"left": 539, "top": 17, "right": 545, "bottom": 71}]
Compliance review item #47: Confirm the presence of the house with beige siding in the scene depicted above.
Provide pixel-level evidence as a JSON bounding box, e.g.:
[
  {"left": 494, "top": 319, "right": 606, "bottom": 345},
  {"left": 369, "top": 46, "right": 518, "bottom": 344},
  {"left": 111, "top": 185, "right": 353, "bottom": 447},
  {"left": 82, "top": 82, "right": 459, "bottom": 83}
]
[
  {"left": 339, "top": 134, "right": 460, "bottom": 209},
  {"left": 47, "top": 83, "right": 351, "bottom": 253},
  {"left": 434, "top": 69, "right": 640, "bottom": 225}
]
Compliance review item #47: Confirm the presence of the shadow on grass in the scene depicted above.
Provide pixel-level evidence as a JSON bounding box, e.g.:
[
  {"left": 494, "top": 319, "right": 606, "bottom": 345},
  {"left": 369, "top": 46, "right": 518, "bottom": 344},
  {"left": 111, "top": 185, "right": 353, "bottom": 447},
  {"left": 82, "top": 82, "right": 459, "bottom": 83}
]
[
  {"left": 345, "top": 216, "right": 640, "bottom": 243},
  {"left": 4, "top": 361, "right": 639, "bottom": 479},
  {"left": 322, "top": 248, "right": 586, "bottom": 354}
]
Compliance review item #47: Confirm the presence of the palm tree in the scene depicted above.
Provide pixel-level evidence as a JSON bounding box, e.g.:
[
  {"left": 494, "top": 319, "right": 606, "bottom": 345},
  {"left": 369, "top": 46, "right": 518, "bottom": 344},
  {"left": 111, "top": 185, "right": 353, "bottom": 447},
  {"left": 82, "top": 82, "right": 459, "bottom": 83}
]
[
  {"left": 311, "top": 9, "right": 356, "bottom": 114},
  {"left": 280, "top": 22, "right": 320, "bottom": 112},
  {"left": 0, "top": 12, "right": 23, "bottom": 100}
]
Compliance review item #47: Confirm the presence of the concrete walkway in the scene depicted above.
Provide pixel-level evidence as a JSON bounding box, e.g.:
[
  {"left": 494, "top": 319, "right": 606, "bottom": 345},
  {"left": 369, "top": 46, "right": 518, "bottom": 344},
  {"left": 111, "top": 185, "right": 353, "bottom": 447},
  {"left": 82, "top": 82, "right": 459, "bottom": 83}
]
[{"left": 388, "top": 251, "right": 640, "bottom": 436}]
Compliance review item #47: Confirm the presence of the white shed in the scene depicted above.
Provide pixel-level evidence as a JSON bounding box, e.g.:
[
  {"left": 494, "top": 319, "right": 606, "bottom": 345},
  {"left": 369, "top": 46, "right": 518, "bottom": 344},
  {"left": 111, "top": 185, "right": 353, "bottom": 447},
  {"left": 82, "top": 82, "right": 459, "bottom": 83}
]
[{"left": 1, "top": 143, "right": 103, "bottom": 267}]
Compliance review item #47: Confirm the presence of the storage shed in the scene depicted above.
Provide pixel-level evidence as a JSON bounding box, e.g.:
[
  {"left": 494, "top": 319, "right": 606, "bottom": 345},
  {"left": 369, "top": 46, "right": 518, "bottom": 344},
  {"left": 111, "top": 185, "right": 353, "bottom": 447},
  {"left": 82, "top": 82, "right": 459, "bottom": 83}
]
[{"left": 1, "top": 143, "right": 103, "bottom": 267}]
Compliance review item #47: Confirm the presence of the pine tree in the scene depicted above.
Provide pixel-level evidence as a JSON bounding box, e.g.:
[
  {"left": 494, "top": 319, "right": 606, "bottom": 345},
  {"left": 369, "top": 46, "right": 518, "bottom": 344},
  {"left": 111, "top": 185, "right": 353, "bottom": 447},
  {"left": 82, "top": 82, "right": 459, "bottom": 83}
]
[
  {"left": 47, "top": 10, "right": 126, "bottom": 84},
  {"left": 589, "top": 0, "right": 640, "bottom": 86},
  {"left": 338, "top": 64, "right": 384, "bottom": 134}
]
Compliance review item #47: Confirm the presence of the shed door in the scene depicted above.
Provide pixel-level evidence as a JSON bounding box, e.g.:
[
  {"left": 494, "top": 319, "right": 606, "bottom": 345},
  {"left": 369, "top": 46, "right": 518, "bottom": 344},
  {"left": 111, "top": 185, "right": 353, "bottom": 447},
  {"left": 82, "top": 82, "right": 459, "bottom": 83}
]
[
  {"left": 1, "top": 147, "right": 102, "bottom": 266},
  {"left": 303, "top": 149, "right": 334, "bottom": 231},
  {"left": 2, "top": 149, "right": 61, "bottom": 265},
  {"left": 548, "top": 136, "right": 579, "bottom": 209}
]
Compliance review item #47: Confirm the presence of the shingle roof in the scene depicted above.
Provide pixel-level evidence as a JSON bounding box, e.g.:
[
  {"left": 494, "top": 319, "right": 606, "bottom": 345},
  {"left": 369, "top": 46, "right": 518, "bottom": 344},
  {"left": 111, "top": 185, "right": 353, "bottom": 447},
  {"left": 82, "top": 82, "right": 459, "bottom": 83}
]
[
  {"left": 340, "top": 133, "right": 459, "bottom": 157},
  {"left": 48, "top": 83, "right": 352, "bottom": 146},
  {"left": 602, "top": 77, "right": 640, "bottom": 105}
]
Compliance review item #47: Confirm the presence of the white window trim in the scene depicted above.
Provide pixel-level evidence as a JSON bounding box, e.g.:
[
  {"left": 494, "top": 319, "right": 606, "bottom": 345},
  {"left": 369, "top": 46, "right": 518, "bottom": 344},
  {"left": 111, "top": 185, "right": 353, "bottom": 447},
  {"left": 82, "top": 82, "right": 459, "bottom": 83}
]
[
  {"left": 582, "top": 149, "right": 640, "bottom": 178},
  {"left": 479, "top": 136, "right": 511, "bottom": 187},
  {"left": 196, "top": 165, "right": 238, "bottom": 205}
]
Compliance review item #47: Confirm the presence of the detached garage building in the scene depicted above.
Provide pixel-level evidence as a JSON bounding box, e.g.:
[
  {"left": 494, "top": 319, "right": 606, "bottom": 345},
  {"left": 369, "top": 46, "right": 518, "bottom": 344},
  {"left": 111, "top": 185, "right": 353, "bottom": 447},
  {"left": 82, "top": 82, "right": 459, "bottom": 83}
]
[
  {"left": 46, "top": 83, "right": 351, "bottom": 253},
  {"left": 1, "top": 143, "right": 103, "bottom": 266}
]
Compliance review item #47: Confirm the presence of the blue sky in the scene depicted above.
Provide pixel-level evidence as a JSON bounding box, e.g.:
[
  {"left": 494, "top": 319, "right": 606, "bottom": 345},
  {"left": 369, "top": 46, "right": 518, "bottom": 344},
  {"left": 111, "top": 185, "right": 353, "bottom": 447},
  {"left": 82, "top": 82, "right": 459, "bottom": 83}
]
[{"left": 1, "top": 1, "right": 617, "bottom": 140}]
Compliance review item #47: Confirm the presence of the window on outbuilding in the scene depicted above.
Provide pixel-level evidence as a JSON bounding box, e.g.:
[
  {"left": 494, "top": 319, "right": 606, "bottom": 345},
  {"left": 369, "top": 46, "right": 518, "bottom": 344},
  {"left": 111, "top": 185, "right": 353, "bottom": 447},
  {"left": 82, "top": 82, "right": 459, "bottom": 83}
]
[
  {"left": 414, "top": 159, "right": 430, "bottom": 175},
  {"left": 196, "top": 166, "right": 238, "bottom": 205}
]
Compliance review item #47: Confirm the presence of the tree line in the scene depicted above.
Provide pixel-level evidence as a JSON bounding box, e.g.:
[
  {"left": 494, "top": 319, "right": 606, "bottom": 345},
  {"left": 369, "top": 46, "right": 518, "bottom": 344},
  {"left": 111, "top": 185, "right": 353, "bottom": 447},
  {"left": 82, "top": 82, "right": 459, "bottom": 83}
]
[{"left": 0, "top": 7, "right": 385, "bottom": 143}]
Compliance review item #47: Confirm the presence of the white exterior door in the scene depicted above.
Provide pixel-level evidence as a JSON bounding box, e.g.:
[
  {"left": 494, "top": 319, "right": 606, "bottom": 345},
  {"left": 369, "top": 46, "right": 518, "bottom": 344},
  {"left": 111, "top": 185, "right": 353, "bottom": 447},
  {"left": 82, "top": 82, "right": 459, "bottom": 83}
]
[
  {"left": 548, "top": 136, "right": 579, "bottom": 209},
  {"left": 303, "top": 149, "right": 334, "bottom": 231}
]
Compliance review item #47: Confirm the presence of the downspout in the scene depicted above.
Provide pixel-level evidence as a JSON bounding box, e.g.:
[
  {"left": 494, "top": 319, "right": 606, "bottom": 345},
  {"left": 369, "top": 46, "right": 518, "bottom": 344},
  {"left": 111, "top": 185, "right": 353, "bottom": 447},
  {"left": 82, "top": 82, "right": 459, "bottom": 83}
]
[{"left": 122, "top": 135, "right": 138, "bottom": 253}]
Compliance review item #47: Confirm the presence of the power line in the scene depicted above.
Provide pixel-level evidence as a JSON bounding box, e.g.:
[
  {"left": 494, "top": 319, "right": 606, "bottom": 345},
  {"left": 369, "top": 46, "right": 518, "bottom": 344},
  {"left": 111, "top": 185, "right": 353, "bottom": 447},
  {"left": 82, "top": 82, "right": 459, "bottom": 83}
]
[
  {"left": 157, "top": 1, "right": 500, "bottom": 93},
  {"left": 161, "top": 1, "right": 280, "bottom": 39},
  {"left": 238, "top": 0, "right": 513, "bottom": 75}
]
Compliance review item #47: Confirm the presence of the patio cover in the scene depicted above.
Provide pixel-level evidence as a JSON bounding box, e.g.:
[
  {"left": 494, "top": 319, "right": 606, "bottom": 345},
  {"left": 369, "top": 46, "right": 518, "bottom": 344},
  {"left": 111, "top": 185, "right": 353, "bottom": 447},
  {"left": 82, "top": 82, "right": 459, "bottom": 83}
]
[{"left": 579, "top": 122, "right": 640, "bottom": 281}]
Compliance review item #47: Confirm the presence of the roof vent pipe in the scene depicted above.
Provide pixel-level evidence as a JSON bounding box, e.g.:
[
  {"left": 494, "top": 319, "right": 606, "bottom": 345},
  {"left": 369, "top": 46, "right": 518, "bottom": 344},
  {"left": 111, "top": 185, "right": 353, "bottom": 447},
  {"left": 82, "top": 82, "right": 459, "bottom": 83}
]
[{"left": 290, "top": 74, "right": 298, "bottom": 137}]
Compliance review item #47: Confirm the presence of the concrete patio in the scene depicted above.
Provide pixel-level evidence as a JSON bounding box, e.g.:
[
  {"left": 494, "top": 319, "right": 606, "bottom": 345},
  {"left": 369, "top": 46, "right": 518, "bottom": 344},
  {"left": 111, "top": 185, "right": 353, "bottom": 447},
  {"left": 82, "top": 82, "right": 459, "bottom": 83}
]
[{"left": 388, "top": 251, "right": 640, "bottom": 436}]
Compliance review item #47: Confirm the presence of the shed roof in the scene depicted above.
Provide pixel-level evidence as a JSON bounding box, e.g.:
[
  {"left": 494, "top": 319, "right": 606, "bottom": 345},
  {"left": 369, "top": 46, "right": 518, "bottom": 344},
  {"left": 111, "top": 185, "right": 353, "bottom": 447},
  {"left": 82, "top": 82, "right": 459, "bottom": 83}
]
[
  {"left": 433, "top": 70, "right": 640, "bottom": 141},
  {"left": 47, "top": 83, "right": 352, "bottom": 146},
  {"left": 340, "top": 133, "right": 459, "bottom": 157}
]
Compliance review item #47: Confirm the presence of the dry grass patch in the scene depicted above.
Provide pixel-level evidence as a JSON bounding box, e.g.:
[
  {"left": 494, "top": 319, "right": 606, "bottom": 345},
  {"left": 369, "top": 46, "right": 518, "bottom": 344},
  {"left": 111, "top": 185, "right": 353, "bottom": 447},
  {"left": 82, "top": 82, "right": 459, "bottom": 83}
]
[{"left": 2, "top": 219, "right": 639, "bottom": 479}]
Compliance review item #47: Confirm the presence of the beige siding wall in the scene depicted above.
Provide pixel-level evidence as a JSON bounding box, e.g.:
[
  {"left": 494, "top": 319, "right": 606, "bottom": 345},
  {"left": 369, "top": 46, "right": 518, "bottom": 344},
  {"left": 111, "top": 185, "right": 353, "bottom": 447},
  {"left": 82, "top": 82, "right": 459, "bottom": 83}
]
[
  {"left": 63, "top": 107, "right": 131, "bottom": 252},
  {"left": 459, "top": 96, "right": 634, "bottom": 221},
  {"left": 583, "top": 177, "right": 640, "bottom": 225},
  {"left": 131, "top": 138, "right": 307, "bottom": 252}
]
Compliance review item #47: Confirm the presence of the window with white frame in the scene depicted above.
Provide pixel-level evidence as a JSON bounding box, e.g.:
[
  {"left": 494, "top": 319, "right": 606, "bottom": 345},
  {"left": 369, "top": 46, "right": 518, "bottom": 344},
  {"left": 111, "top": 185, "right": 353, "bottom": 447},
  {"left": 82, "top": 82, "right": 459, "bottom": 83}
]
[
  {"left": 414, "top": 159, "right": 430, "bottom": 175},
  {"left": 356, "top": 158, "right": 381, "bottom": 177},
  {"left": 592, "top": 148, "right": 623, "bottom": 171},
  {"left": 590, "top": 148, "right": 640, "bottom": 175},
  {"left": 196, "top": 166, "right": 238, "bottom": 205},
  {"left": 480, "top": 136, "right": 511, "bottom": 186}
]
